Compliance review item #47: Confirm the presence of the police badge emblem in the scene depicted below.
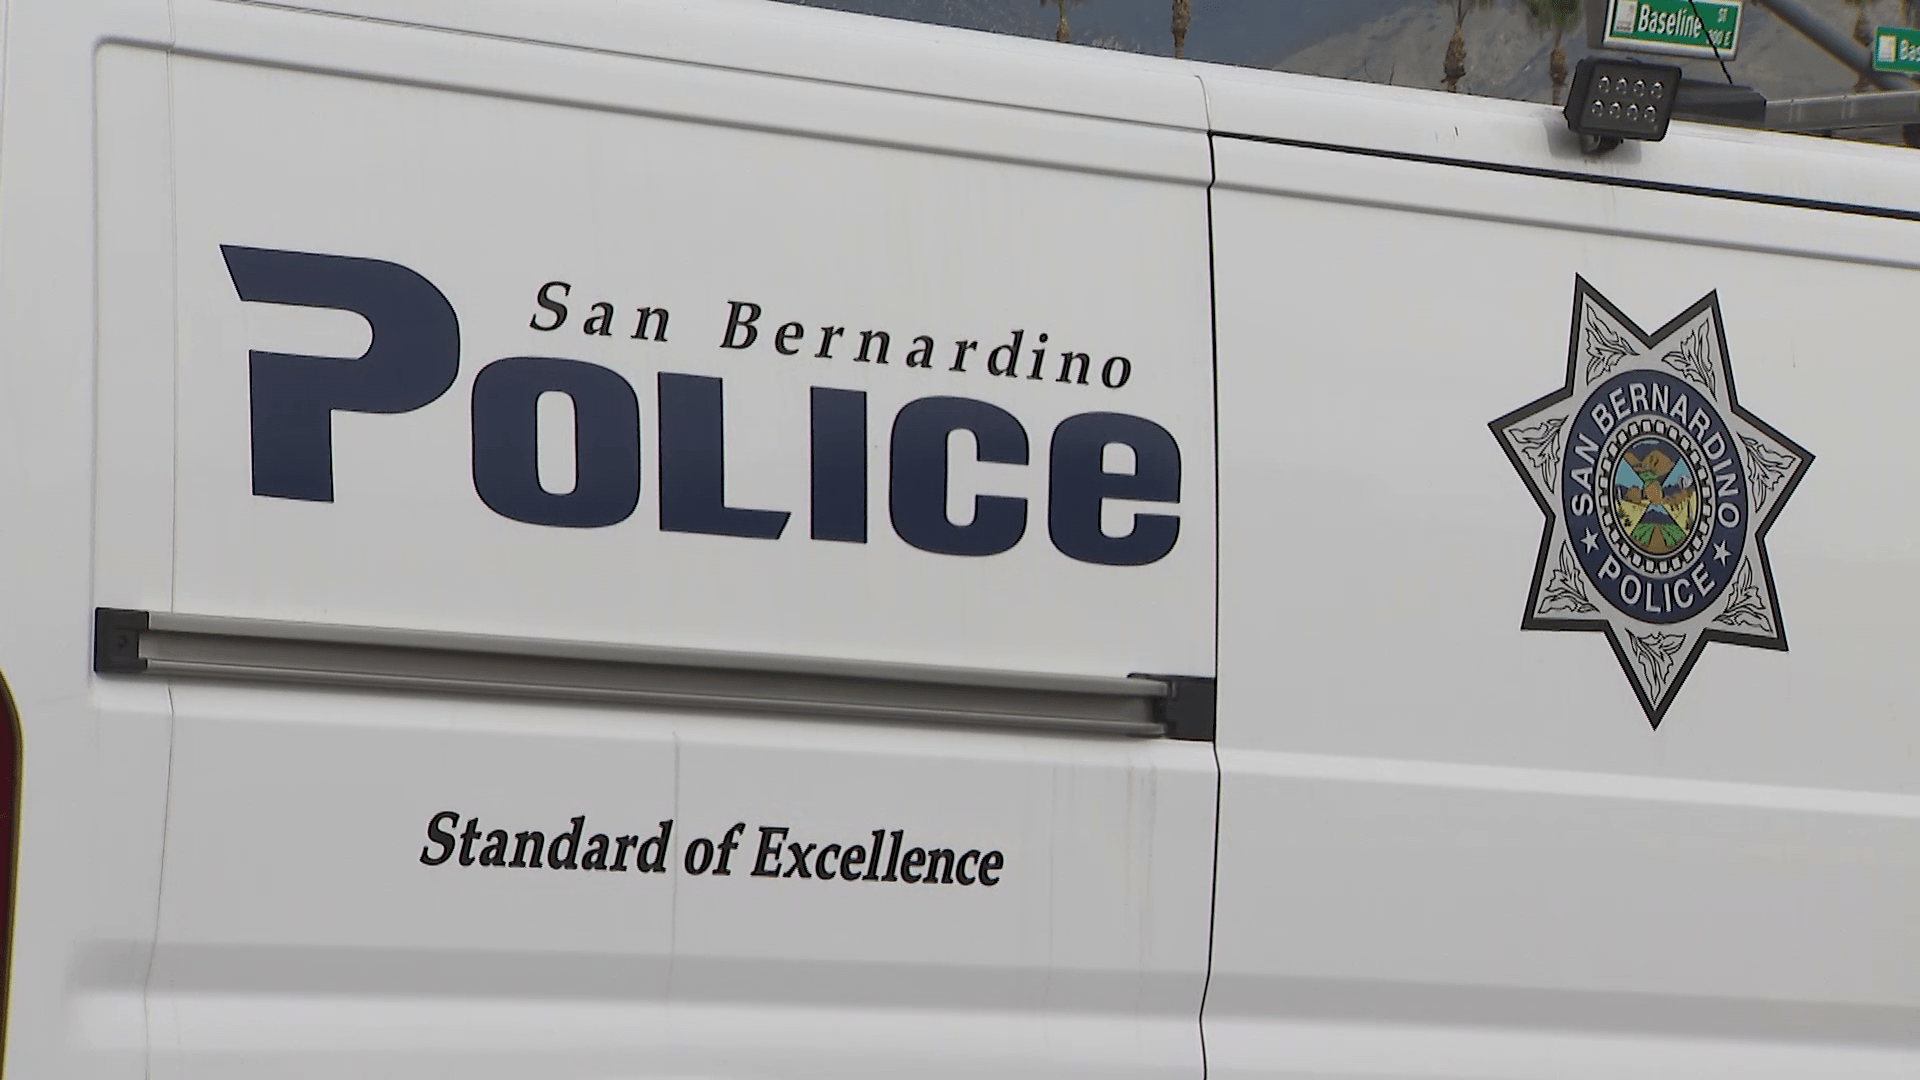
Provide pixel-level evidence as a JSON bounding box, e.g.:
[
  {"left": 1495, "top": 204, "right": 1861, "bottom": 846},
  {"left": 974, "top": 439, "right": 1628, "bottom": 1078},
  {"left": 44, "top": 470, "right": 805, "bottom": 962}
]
[{"left": 1492, "top": 279, "right": 1812, "bottom": 727}]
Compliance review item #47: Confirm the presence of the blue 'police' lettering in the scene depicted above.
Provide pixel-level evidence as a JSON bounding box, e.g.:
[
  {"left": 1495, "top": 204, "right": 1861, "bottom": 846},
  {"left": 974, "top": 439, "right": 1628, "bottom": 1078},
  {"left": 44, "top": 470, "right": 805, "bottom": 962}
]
[
  {"left": 657, "top": 373, "right": 791, "bottom": 540},
  {"left": 470, "top": 357, "right": 641, "bottom": 528},
  {"left": 810, "top": 388, "right": 867, "bottom": 543},
  {"left": 224, "top": 247, "right": 1189, "bottom": 566},
  {"left": 1049, "top": 412, "right": 1181, "bottom": 566},
  {"left": 889, "top": 396, "right": 1028, "bottom": 557},
  {"left": 222, "top": 245, "right": 459, "bottom": 502}
]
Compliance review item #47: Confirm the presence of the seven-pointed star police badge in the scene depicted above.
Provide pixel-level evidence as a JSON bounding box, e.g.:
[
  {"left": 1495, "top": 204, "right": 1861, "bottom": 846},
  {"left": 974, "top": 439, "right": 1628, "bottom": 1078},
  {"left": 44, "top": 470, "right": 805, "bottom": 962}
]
[{"left": 1492, "top": 279, "right": 1812, "bottom": 727}]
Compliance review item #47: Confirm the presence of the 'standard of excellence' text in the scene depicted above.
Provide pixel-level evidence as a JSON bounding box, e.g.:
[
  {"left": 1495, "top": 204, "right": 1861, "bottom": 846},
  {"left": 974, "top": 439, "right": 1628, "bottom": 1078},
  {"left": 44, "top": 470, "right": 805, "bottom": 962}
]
[{"left": 419, "top": 811, "right": 1006, "bottom": 886}]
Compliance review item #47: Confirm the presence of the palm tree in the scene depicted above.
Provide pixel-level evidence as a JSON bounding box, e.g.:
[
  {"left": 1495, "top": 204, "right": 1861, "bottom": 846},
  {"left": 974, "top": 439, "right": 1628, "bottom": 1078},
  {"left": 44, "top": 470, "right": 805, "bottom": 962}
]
[
  {"left": 1523, "top": 0, "right": 1581, "bottom": 105},
  {"left": 1172, "top": 0, "right": 1191, "bottom": 58},
  {"left": 1040, "top": 0, "right": 1086, "bottom": 43},
  {"left": 1439, "top": 0, "right": 1496, "bottom": 93},
  {"left": 1846, "top": 0, "right": 1874, "bottom": 92}
]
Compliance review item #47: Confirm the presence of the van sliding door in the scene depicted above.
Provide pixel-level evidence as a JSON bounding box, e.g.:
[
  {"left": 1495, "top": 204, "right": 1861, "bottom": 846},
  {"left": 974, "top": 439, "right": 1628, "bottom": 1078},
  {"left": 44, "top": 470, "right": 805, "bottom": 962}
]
[{"left": 94, "top": 3, "right": 1221, "bottom": 1078}]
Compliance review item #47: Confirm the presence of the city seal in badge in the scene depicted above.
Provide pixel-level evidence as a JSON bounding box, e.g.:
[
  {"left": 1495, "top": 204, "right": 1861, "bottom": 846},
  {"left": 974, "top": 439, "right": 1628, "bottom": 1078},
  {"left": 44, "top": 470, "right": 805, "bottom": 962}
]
[
  {"left": 1566, "top": 368, "right": 1748, "bottom": 625},
  {"left": 1492, "top": 279, "right": 1811, "bottom": 727}
]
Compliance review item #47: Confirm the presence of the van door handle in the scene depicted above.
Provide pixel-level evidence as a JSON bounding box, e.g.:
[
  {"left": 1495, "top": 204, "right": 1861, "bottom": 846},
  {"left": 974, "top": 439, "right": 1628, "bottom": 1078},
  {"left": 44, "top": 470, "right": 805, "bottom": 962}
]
[{"left": 93, "top": 608, "right": 1212, "bottom": 739}]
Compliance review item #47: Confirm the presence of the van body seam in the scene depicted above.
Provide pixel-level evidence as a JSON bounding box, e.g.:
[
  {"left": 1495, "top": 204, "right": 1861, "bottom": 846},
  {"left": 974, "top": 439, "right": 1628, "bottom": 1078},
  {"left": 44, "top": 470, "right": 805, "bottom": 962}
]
[{"left": 1212, "top": 131, "right": 1920, "bottom": 224}]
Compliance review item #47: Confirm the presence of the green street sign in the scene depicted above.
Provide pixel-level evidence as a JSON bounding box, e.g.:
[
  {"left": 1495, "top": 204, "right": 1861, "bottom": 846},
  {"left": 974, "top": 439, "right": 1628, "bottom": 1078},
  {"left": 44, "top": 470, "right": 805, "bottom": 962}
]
[
  {"left": 1601, "top": 0, "right": 1743, "bottom": 60},
  {"left": 1873, "top": 26, "right": 1920, "bottom": 75}
]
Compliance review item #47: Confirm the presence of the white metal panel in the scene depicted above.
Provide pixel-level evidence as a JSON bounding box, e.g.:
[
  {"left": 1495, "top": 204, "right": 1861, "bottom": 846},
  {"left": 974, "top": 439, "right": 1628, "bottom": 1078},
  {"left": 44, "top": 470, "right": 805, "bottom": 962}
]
[
  {"left": 149, "top": 684, "right": 1215, "bottom": 1079},
  {"left": 164, "top": 24, "right": 1216, "bottom": 678},
  {"left": 134, "top": 3, "right": 1217, "bottom": 1078},
  {"left": 206, "top": 0, "right": 1212, "bottom": 133},
  {"left": 176, "top": 0, "right": 1209, "bottom": 185},
  {"left": 95, "top": 43, "right": 177, "bottom": 620},
  {"left": 1209, "top": 132, "right": 1920, "bottom": 1076},
  {"left": 1212, "top": 138, "right": 1920, "bottom": 271}
]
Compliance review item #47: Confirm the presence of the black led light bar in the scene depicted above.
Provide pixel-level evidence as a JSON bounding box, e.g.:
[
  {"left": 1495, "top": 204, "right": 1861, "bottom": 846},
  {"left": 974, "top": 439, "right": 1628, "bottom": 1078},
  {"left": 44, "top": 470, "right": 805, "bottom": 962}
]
[{"left": 1565, "top": 56, "right": 1683, "bottom": 146}]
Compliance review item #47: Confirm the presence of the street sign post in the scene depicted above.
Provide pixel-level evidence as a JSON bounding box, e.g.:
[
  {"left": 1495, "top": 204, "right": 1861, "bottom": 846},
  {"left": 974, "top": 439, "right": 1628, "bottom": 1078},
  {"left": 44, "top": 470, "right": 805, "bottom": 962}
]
[
  {"left": 1873, "top": 26, "right": 1920, "bottom": 76},
  {"left": 1597, "top": 0, "right": 1743, "bottom": 60}
]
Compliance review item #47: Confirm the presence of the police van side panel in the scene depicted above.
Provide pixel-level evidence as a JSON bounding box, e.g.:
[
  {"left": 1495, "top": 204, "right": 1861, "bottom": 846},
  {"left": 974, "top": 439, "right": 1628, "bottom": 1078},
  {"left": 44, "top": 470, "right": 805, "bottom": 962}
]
[
  {"left": 91, "top": 1, "right": 1222, "bottom": 1078},
  {"left": 1203, "top": 71, "right": 1920, "bottom": 1077},
  {"left": 11, "top": 1, "right": 1919, "bottom": 1077}
]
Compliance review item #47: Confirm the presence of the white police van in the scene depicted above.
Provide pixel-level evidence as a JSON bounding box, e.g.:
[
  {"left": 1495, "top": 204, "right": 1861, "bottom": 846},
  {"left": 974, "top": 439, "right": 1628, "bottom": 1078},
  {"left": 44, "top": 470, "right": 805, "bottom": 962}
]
[{"left": 1, "top": 0, "right": 1916, "bottom": 1076}]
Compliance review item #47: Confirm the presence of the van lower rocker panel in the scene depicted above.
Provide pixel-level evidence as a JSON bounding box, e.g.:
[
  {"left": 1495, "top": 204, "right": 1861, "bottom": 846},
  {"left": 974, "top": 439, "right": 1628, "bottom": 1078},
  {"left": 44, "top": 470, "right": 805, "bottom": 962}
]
[{"left": 93, "top": 609, "right": 1206, "bottom": 738}]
